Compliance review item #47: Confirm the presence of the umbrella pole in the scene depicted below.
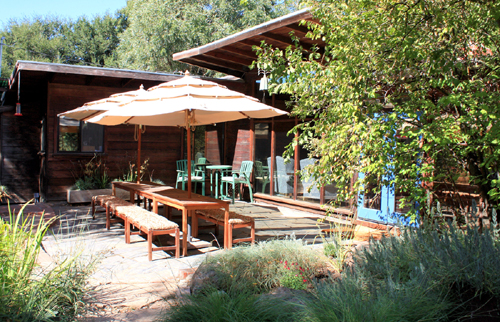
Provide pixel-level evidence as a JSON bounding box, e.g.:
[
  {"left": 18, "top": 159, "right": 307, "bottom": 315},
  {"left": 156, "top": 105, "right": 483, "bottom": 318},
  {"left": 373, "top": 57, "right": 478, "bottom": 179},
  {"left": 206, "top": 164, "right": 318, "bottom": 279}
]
[
  {"left": 187, "top": 125, "right": 192, "bottom": 198},
  {"left": 137, "top": 125, "right": 141, "bottom": 183}
]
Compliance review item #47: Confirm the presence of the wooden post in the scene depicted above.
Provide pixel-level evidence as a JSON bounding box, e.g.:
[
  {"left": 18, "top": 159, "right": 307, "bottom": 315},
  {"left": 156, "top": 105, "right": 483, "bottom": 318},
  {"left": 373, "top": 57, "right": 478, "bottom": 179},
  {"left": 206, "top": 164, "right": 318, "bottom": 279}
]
[
  {"left": 187, "top": 111, "right": 192, "bottom": 198},
  {"left": 137, "top": 125, "right": 141, "bottom": 183}
]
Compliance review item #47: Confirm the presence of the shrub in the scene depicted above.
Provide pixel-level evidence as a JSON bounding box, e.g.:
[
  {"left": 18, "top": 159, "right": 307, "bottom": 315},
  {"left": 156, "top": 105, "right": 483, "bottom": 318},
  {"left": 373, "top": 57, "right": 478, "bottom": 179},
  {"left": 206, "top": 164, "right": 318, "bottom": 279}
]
[
  {"left": 298, "top": 225, "right": 500, "bottom": 321},
  {"left": 279, "top": 260, "right": 309, "bottom": 290},
  {"left": 0, "top": 203, "right": 95, "bottom": 321},
  {"left": 192, "top": 237, "right": 328, "bottom": 295},
  {"left": 164, "top": 288, "right": 299, "bottom": 322}
]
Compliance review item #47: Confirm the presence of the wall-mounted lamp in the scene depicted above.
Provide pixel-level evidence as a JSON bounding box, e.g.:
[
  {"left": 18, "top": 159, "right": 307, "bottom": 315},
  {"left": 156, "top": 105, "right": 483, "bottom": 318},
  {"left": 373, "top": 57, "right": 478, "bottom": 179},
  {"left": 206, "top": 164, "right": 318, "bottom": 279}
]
[
  {"left": 258, "top": 68, "right": 269, "bottom": 103},
  {"left": 259, "top": 74, "right": 268, "bottom": 91},
  {"left": 14, "top": 102, "right": 22, "bottom": 116}
]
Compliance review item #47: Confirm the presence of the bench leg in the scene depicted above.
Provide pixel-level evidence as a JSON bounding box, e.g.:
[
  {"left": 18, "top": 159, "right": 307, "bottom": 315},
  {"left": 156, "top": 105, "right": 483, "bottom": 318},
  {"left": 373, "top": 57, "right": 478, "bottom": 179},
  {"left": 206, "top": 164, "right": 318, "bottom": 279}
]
[
  {"left": 175, "top": 228, "right": 180, "bottom": 258},
  {"left": 106, "top": 205, "right": 110, "bottom": 230},
  {"left": 125, "top": 218, "right": 131, "bottom": 244},
  {"left": 148, "top": 230, "right": 153, "bottom": 261},
  {"left": 227, "top": 223, "right": 233, "bottom": 250},
  {"left": 91, "top": 197, "right": 96, "bottom": 220},
  {"left": 251, "top": 221, "right": 255, "bottom": 245}
]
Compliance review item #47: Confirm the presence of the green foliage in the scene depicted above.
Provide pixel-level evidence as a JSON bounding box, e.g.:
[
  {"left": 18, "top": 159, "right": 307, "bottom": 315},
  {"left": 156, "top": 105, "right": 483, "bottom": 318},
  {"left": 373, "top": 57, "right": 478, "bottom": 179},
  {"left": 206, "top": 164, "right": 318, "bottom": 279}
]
[
  {"left": 279, "top": 260, "right": 309, "bottom": 290},
  {"left": 115, "top": 0, "right": 301, "bottom": 75},
  {"left": 256, "top": 0, "right": 500, "bottom": 221},
  {"left": 0, "top": 11, "right": 128, "bottom": 77},
  {"left": 290, "top": 226, "right": 500, "bottom": 321},
  {"left": 299, "top": 271, "right": 451, "bottom": 322},
  {"left": 192, "top": 237, "right": 327, "bottom": 294},
  {"left": 0, "top": 203, "right": 94, "bottom": 321},
  {"left": 72, "top": 154, "right": 110, "bottom": 190},
  {"left": 166, "top": 228, "right": 500, "bottom": 320},
  {"left": 164, "top": 288, "right": 299, "bottom": 322},
  {"left": 116, "top": 158, "right": 150, "bottom": 183}
]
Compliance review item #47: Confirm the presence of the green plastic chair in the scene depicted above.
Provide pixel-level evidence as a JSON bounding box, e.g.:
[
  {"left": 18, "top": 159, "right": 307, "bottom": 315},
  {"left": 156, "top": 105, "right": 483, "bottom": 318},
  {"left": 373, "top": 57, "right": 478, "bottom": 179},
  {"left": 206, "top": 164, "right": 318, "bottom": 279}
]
[
  {"left": 254, "top": 160, "right": 270, "bottom": 193},
  {"left": 221, "top": 161, "right": 254, "bottom": 203},
  {"left": 176, "top": 159, "right": 206, "bottom": 196}
]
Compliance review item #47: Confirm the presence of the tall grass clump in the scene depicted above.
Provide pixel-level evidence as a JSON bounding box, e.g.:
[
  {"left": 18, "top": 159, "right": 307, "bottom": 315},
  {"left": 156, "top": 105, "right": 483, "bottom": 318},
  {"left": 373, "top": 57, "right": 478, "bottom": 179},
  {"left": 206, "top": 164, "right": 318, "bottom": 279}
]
[
  {"left": 192, "top": 237, "right": 328, "bottom": 294},
  {"left": 163, "top": 237, "right": 328, "bottom": 322},
  {"left": 0, "top": 203, "right": 95, "bottom": 321},
  {"left": 164, "top": 288, "right": 299, "bottom": 322},
  {"left": 299, "top": 225, "right": 500, "bottom": 321}
]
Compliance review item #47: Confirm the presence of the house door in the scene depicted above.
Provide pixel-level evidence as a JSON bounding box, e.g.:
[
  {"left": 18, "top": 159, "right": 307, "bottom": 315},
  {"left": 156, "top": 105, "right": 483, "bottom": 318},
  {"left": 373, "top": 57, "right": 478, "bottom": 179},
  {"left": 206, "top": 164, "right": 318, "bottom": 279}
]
[{"left": 356, "top": 172, "right": 396, "bottom": 223}]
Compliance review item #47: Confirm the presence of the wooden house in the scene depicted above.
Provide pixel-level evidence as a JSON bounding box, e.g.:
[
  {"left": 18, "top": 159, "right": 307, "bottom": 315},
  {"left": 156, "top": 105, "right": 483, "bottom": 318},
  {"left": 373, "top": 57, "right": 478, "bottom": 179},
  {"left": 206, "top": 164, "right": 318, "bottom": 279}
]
[{"left": 0, "top": 61, "right": 245, "bottom": 203}]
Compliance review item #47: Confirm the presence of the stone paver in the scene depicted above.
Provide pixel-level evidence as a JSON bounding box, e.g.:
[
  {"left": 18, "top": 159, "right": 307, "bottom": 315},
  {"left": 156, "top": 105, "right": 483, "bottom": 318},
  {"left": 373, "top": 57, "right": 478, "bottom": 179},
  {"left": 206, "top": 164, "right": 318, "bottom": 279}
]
[{"left": 37, "top": 200, "right": 385, "bottom": 321}]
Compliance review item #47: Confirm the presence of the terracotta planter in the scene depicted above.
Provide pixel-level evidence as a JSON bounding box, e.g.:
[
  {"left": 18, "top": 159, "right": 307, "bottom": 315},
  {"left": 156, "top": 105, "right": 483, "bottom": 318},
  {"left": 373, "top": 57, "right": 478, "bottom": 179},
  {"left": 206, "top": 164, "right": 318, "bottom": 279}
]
[{"left": 66, "top": 188, "right": 129, "bottom": 204}]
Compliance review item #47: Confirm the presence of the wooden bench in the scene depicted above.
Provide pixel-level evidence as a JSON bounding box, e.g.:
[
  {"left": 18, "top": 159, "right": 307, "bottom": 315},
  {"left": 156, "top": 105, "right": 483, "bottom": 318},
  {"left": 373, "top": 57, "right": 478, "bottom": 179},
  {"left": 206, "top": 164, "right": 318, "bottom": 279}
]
[
  {"left": 193, "top": 208, "right": 255, "bottom": 249},
  {"left": 92, "top": 195, "right": 132, "bottom": 229},
  {"left": 92, "top": 195, "right": 180, "bottom": 260}
]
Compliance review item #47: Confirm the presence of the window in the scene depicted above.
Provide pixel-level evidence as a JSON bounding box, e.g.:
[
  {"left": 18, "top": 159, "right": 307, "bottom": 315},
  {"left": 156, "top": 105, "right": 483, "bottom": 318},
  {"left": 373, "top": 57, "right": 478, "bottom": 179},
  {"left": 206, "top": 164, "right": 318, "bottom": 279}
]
[{"left": 58, "top": 117, "right": 104, "bottom": 153}]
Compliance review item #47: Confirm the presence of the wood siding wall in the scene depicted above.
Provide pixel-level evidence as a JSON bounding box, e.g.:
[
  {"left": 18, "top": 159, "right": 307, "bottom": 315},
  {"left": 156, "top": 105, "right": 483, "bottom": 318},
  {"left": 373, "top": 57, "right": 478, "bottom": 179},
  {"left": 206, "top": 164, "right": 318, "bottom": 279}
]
[
  {"left": 46, "top": 83, "right": 182, "bottom": 201},
  {"left": 0, "top": 81, "right": 45, "bottom": 203}
]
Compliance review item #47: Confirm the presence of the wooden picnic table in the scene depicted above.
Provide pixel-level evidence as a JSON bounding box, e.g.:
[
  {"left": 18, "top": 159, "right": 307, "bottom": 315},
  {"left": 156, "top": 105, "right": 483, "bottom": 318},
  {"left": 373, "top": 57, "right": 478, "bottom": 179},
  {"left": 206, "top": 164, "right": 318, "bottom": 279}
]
[{"left": 112, "top": 181, "right": 230, "bottom": 256}]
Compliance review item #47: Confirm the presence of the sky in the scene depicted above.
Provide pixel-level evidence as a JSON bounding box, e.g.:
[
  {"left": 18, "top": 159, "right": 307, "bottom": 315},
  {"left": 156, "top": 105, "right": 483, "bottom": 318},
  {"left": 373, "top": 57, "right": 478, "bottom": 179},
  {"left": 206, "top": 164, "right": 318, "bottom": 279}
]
[{"left": 0, "top": 0, "right": 127, "bottom": 26}]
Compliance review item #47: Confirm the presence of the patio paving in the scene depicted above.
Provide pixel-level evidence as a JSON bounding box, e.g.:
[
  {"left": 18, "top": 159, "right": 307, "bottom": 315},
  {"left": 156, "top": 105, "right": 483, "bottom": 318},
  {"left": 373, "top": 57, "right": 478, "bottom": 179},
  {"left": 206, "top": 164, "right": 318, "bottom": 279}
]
[{"left": 36, "top": 200, "right": 387, "bottom": 321}]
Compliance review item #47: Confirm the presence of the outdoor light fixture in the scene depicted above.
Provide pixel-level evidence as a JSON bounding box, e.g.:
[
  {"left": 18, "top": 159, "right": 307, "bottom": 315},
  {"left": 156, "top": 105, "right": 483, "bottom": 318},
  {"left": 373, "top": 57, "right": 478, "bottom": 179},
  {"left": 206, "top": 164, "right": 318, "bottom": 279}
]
[
  {"left": 259, "top": 73, "right": 268, "bottom": 91},
  {"left": 258, "top": 68, "right": 269, "bottom": 103},
  {"left": 14, "top": 102, "right": 22, "bottom": 116}
]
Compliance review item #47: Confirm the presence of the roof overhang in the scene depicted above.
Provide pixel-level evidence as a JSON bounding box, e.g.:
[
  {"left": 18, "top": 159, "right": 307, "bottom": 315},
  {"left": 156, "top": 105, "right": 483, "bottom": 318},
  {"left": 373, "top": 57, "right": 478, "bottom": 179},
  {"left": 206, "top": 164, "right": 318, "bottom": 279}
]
[{"left": 173, "top": 9, "right": 324, "bottom": 78}]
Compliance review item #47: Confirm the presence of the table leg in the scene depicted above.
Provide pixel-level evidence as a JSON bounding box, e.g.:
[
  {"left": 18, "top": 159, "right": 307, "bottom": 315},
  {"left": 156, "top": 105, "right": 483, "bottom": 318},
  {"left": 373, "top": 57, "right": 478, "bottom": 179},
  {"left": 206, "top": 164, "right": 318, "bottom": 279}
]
[
  {"left": 224, "top": 208, "right": 229, "bottom": 249},
  {"left": 182, "top": 208, "right": 188, "bottom": 256},
  {"left": 152, "top": 198, "right": 158, "bottom": 214},
  {"left": 129, "top": 190, "right": 134, "bottom": 204},
  {"left": 210, "top": 170, "right": 214, "bottom": 198}
]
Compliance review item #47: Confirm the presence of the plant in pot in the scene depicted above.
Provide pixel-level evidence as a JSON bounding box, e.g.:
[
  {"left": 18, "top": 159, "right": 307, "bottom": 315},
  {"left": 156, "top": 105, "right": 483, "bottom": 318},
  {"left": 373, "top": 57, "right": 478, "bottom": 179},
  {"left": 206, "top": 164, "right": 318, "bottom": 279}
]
[{"left": 67, "top": 155, "right": 111, "bottom": 203}]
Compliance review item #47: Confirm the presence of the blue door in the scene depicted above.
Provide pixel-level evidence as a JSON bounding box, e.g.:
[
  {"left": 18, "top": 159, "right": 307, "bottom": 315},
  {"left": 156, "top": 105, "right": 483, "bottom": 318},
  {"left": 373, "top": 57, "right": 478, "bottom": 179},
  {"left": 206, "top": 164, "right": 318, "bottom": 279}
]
[
  {"left": 356, "top": 172, "right": 396, "bottom": 223},
  {"left": 357, "top": 173, "right": 415, "bottom": 225}
]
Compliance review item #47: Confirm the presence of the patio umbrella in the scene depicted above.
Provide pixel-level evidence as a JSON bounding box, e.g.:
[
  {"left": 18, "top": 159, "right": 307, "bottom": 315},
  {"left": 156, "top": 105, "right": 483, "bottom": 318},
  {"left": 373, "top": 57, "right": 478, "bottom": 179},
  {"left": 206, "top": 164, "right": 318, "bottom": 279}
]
[
  {"left": 86, "top": 71, "right": 288, "bottom": 197},
  {"left": 59, "top": 85, "right": 146, "bottom": 121},
  {"left": 57, "top": 86, "right": 148, "bottom": 181}
]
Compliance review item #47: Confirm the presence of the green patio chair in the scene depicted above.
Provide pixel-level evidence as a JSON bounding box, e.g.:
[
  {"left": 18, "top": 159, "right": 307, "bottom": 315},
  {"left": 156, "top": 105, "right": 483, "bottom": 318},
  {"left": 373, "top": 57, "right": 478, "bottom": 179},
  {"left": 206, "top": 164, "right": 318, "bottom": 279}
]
[
  {"left": 221, "top": 160, "right": 254, "bottom": 204},
  {"left": 176, "top": 159, "right": 206, "bottom": 196},
  {"left": 254, "top": 160, "right": 270, "bottom": 193}
]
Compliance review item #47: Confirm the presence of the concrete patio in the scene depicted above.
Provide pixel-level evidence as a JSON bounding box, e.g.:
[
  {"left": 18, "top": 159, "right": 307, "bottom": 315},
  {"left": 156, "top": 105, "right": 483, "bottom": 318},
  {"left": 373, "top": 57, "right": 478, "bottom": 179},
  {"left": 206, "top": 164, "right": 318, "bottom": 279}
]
[{"left": 33, "top": 200, "right": 387, "bottom": 321}]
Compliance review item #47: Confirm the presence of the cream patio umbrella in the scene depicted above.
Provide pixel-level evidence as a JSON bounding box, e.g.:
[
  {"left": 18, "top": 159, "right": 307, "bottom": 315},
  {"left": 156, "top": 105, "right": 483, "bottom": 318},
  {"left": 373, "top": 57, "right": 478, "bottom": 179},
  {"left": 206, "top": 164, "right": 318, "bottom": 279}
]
[
  {"left": 86, "top": 71, "right": 288, "bottom": 197},
  {"left": 58, "top": 85, "right": 148, "bottom": 181},
  {"left": 59, "top": 85, "right": 146, "bottom": 121}
]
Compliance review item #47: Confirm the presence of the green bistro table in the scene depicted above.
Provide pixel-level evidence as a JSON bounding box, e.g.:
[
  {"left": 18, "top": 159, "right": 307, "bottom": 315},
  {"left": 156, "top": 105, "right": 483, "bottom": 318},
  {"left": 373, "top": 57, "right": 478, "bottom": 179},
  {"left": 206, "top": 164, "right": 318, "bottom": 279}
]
[{"left": 206, "top": 165, "right": 232, "bottom": 199}]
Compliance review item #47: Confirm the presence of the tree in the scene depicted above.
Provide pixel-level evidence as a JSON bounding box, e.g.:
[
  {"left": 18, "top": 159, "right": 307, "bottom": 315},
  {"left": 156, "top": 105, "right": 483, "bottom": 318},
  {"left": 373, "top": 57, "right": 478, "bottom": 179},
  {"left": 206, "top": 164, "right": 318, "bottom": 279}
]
[
  {"left": 64, "top": 13, "right": 128, "bottom": 67},
  {"left": 1, "top": 17, "right": 69, "bottom": 76},
  {"left": 0, "top": 12, "right": 128, "bottom": 77},
  {"left": 115, "top": 0, "right": 301, "bottom": 75},
  {"left": 256, "top": 0, "right": 500, "bottom": 222}
]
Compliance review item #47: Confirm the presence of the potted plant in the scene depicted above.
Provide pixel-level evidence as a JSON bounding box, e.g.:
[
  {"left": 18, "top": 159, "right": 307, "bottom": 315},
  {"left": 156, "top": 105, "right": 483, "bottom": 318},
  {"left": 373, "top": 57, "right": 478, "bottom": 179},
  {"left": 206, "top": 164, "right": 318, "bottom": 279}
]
[{"left": 67, "top": 155, "right": 128, "bottom": 203}]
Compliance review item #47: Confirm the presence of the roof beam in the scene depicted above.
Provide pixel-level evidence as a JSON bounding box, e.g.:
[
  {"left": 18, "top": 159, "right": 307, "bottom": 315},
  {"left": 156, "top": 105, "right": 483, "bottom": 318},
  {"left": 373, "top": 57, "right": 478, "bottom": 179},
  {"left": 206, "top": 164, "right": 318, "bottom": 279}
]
[
  {"left": 203, "top": 50, "right": 255, "bottom": 67},
  {"left": 181, "top": 58, "right": 245, "bottom": 78},
  {"left": 193, "top": 54, "right": 250, "bottom": 73},
  {"left": 219, "top": 46, "right": 259, "bottom": 60}
]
